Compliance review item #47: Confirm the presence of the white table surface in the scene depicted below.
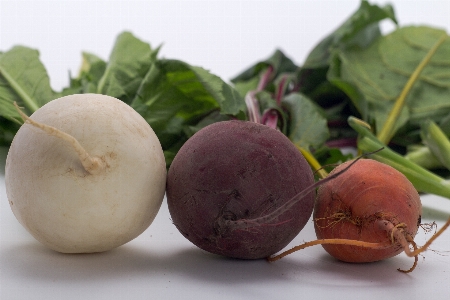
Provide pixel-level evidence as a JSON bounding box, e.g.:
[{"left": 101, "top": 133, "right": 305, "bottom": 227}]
[{"left": 2, "top": 1, "right": 450, "bottom": 299}]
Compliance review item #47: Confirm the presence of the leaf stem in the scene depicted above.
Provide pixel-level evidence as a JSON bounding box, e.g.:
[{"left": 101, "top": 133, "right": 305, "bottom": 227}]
[
  {"left": 349, "top": 116, "right": 450, "bottom": 199},
  {"left": 296, "top": 145, "right": 328, "bottom": 179},
  {"left": 275, "top": 75, "right": 288, "bottom": 105},
  {"left": 404, "top": 145, "right": 442, "bottom": 170},
  {"left": 257, "top": 65, "right": 274, "bottom": 91},
  {"left": 377, "top": 33, "right": 448, "bottom": 144},
  {"left": 245, "top": 66, "right": 275, "bottom": 124},
  {"left": 245, "top": 91, "right": 261, "bottom": 123}
]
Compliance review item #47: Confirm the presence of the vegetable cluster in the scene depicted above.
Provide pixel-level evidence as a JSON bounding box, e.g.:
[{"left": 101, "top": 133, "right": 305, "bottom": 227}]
[{"left": 3, "top": 1, "right": 450, "bottom": 272}]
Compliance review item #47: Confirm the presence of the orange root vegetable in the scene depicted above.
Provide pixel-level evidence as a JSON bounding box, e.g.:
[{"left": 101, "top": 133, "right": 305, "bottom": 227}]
[{"left": 268, "top": 159, "right": 449, "bottom": 273}]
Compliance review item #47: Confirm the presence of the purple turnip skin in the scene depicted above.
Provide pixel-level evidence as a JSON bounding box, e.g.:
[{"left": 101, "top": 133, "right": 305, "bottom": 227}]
[{"left": 166, "top": 120, "right": 315, "bottom": 259}]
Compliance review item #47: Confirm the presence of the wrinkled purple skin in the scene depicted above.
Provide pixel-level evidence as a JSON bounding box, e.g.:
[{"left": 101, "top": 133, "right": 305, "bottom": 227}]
[{"left": 166, "top": 120, "right": 315, "bottom": 259}]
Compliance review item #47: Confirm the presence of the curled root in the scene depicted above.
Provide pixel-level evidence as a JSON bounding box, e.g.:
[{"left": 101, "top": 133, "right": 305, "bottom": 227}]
[
  {"left": 386, "top": 217, "right": 450, "bottom": 259},
  {"left": 382, "top": 220, "right": 418, "bottom": 273},
  {"left": 397, "top": 237, "right": 418, "bottom": 273},
  {"left": 388, "top": 223, "right": 418, "bottom": 273}
]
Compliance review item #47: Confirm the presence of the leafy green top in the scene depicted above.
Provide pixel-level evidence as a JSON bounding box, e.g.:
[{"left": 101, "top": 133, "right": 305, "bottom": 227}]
[{"left": 3, "top": 0, "right": 450, "bottom": 198}]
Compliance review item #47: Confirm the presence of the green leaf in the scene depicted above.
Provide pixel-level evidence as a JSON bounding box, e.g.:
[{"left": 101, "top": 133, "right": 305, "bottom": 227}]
[
  {"left": 230, "top": 49, "right": 297, "bottom": 86},
  {"left": 295, "top": 0, "right": 397, "bottom": 131},
  {"left": 131, "top": 59, "right": 245, "bottom": 155},
  {"left": 303, "top": 0, "right": 397, "bottom": 69},
  {"left": 313, "top": 146, "right": 355, "bottom": 172},
  {"left": 79, "top": 52, "right": 107, "bottom": 80},
  {"left": 97, "top": 32, "right": 157, "bottom": 104},
  {"left": 59, "top": 52, "right": 107, "bottom": 96},
  {"left": 376, "top": 27, "right": 449, "bottom": 143},
  {"left": 0, "top": 46, "right": 54, "bottom": 119},
  {"left": 329, "top": 26, "right": 450, "bottom": 137},
  {"left": 190, "top": 66, "right": 245, "bottom": 117},
  {"left": 183, "top": 110, "right": 231, "bottom": 138},
  {"left": 232, "top": 76, "right": 259, "bottom": 98},
  {"left": 282, "top": 93, "right": 329, "bottom": 149}
]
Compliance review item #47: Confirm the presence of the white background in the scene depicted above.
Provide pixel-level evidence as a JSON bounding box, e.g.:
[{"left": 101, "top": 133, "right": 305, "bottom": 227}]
[{"left": 1, "top": 1, "right": 450, "bottom": 299}]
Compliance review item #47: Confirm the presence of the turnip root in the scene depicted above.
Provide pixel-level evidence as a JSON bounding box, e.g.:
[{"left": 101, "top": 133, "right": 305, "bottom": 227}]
[
  {"left": 268, "top": 159, "right": 450, "bottom": 273},
  {"left": 5, "top": 94, "right": 166, "bottom": 253},
  {"left": 166, "top": 120, "right": 316, "bottom": 259}
]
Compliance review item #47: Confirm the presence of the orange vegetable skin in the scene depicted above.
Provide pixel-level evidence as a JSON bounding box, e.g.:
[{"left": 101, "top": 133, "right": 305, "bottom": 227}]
[{"left": 314, "top": 159, "right": 422, "bottom": 263}]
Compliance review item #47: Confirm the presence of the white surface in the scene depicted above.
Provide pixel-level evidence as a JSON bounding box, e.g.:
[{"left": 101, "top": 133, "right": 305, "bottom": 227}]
[
  {"left": 2, "top": 1, "right": 450, "bottom": 299},
  {"left": 2, "top": 174, "right": 450, "bottom": 300}
]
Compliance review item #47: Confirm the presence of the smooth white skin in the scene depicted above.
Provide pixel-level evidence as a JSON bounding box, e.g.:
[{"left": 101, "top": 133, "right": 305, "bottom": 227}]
[{"left": 5, "top": 94, "right": 167, "bottom": 253}]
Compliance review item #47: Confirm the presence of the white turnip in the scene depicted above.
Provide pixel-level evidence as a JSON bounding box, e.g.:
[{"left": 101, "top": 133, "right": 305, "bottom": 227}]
[{"left": 5, "top": 94, "right": 166, "bottom": 253}]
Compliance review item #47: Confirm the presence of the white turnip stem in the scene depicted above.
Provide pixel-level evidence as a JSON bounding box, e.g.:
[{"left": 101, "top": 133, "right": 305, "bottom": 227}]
[{"left": 14, "top": 102, "right": 105, "bottom": 175}]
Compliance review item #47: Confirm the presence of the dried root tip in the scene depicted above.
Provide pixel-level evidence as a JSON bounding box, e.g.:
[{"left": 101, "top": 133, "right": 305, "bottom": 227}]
[
  {"left": 384, "top": 217, "right": 450, "bottom": 258},
  {"left": 380, "top": 217, "right": 450, "bottom": 273},
  {"left": 14, "top": 102, "right": 105, "bottom": 175},
  {"left": 408, "top": 217, "right": 450, "bottom": 257},
  {"left": 376, "top": 220, "right": 418, "bottom": 273},
  {"left": 397, "top": 238, "right": 418, "bottom": 273}
]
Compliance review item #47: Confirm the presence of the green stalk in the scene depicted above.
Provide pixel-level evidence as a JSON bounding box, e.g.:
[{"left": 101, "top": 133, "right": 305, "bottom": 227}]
[
  {"left": 296, "top": 145, "right": 328, "bottom": 179},
  {"left": 349, "top": 116, "right": 450, "bottom": 199},
  {"left": 404, "top": 146, "right": 443, "bottom": 170},
  {"left": 421, "top": 120, "right": 450, "bottom": 170},
  {"left": 0, "top": 66, "right": 40, "bottom": 113},
  {"left": 377, "top": 33, "right": 448, "bottom": 144}
]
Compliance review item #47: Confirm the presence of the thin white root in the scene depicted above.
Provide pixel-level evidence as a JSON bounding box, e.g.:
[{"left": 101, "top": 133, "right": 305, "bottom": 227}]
[{"left": 14, "top": 102, "right": 105, "bottom": 175}]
